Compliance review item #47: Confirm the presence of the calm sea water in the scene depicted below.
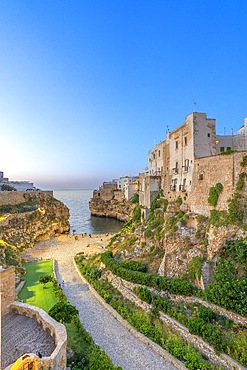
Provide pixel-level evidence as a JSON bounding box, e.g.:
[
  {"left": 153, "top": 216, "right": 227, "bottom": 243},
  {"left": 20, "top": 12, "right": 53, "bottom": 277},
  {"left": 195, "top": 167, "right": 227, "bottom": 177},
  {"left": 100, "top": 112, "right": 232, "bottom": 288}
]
[{"left": 53, "top": 189, "right": 124, "bottom": 235}]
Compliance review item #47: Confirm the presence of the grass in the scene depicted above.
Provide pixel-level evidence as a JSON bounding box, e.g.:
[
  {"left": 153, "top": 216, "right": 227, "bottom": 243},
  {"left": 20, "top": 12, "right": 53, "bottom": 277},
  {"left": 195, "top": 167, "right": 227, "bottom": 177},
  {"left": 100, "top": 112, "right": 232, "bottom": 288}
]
[{"left": 18, "top": 260, "right": 58, "bottom": 312}]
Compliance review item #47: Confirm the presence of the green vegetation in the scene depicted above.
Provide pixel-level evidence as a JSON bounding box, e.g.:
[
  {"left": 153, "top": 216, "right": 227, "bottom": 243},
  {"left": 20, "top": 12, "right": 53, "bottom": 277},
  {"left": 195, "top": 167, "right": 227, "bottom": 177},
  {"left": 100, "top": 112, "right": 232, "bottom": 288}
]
[
  {"left": 236, "top": 172, "right": 247, "bottom": 191},
  {"left": 0, "top": 200, "right": 38, "bottom": 216},
  {"left": 208, "top": 182, "right": 223, "bottom": 207},
  {"left": 101, "top": 251, "right": 197, "bottom": 296},
  {"left": 19, "top": 259, "right": 120, "bottom": 370},
  {"left": 39, "top": 274, "right": 53, "bottom": 288},
  {"left": 188, "top": 257, "right": 204, "bottom": 281},
  {"left": 120, "top": 260, "right": 147, "bottom": 272},
  {"left": 135, "top": 287, "right": 227, "bottom": 354},
  {"left": 206, "top": 258, "right": 247, "bottom": 316},
  {"left": 18, "top": 260, "right": 58, "bottom": 311},
  {"left": 132, "top": 204, "right": 141, "bottom": 222},
  {"left": 76, "top": 255, "right": 219, "bottom": 369},
  {"left": 49, "top": 301, "right": 79, "bottom": 323},
  {"left": 1, "top": 184, "right": 16, "bottom": 191},
  {"left": 220, "top": 149, "right": 235, "bottom": 155},
  {"left": 131, "top": 193, "right": 139, "bottom": 204},
  {"left": 240, "top": 155, "right": 247, "bottom": 167},
  {"left": 0, "top": 239, "right": 19, "bottom": 267}
]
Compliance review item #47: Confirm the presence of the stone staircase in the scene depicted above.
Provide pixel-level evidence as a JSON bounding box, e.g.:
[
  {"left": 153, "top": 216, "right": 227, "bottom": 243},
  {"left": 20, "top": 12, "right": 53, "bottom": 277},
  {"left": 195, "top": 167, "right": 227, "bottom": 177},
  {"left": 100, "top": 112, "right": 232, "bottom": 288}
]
[{"left": 2, "top": 312, "right": 55, "bottom": 368}]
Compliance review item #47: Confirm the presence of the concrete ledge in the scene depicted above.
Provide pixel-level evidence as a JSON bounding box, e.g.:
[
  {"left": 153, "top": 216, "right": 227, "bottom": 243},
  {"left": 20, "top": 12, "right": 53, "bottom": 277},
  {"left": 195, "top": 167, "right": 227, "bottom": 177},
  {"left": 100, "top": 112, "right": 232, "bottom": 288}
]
[{"left": 73, "top": 258, "right": 187, "bottom": 370}]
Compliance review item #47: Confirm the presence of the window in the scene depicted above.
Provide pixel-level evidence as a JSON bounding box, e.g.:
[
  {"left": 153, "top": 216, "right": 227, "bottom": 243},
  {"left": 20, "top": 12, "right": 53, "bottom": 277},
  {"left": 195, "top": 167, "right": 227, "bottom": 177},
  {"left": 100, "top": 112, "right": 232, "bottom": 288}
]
[
  {"left": 98, "top": 193, "right": 100, "bottom": 196},
  {"left": 227, "top": 147, "right": 231, "bottom": 151},
  {"left": 174, "top": 162, "right": 179, "bottom": 174},
  {"left": 175, "top": 140, "right": 178, "bottom": 149},
  {"left": 220, "top": 147, "right": 225, "bottom": 152},
  {"left": 208, "top": 133, "right": 211, "bottom": 137},
  {"left": 184, "top": 136, "right": 188, "bottom": 146},
  {"left": 199, "top": 173, "right": 204, "bottom": 180},
  {"left": 184, "top": 159, "right": 189, "bottom": 171},
  {"left": 158, "top": 150, "right": 161, "bottom": 157}
]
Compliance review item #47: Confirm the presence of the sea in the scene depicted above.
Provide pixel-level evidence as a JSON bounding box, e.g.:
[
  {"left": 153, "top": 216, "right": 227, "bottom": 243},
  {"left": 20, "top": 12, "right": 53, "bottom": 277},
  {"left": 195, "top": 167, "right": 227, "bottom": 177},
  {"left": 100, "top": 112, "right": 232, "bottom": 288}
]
[{"left": 53, "top": 189, "right": 124, "bottom": 235}]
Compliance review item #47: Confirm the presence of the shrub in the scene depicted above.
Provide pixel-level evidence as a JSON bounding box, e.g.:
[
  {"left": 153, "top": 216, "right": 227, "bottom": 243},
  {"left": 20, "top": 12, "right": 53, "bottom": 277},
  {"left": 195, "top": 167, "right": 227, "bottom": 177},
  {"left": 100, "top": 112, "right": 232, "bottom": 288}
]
[
  {"left": 120, "top": 260, "right": 147, "bottom": 273},
  {"left": 48, "top": 301, "right": 78, "bottom": 323},
  {"left": 133, "top": 205, "right": 141, "bottom": 222},
  {"left": 208, "top": 183, "right": 223, "bottom": 207},
  {"left": 131, "top": 193, "right": 139, "bottom": 204},
  {"left": 89, "top": 346, "right": 122, "bottom": 369},
  {"left": 1, "top": 184, "right": 16, "bottom": 191},
  {"left": 101, "top": 251, "right": 196, "bottom": 296},
  {"left": 240, "top": 155, "right": 247, "bottom": 167},
  {"left": 188, "top": 257, "right": 203, "bottom": 281}
]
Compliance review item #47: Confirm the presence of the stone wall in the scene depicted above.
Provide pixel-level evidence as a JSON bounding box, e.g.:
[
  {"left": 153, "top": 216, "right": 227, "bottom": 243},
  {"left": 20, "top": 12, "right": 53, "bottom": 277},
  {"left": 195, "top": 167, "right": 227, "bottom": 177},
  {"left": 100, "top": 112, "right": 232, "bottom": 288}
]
[
  {"left": 7, "top": 302, "right": 67, "bottom": 370},
  {"left": 187, "top": 151, "right": 247, "bottom": 216},
  {"left": 0, "top": 266, "right": 16, "bottom": 316},
  {"left": 0, "top": 190, "right": 53, "bottom": 206}
]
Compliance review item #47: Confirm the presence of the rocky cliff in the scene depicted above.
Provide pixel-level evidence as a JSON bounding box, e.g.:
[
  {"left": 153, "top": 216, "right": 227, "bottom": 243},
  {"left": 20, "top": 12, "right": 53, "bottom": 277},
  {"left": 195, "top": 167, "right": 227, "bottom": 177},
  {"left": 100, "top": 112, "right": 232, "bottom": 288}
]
[
  {"left": 0, "top": 191, "right": 70, "bottom": 267},
  {"left": 89, "top": 197, "right": 135, "bottom": 222}
]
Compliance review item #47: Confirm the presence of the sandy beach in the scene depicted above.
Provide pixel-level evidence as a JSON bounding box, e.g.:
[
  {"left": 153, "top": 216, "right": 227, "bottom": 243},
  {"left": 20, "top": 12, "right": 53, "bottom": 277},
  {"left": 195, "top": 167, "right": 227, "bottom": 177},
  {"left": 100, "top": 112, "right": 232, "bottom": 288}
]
[{"left": 22, "top": 233, "right": 112, "bottom": 262}]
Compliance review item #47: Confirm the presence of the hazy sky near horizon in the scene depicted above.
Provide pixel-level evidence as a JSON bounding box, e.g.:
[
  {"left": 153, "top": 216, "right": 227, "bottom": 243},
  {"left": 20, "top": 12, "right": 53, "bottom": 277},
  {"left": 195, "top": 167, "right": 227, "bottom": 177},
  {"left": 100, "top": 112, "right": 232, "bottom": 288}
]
[{"left": 1, "top": 1, "right": 247, "bottom": 189}]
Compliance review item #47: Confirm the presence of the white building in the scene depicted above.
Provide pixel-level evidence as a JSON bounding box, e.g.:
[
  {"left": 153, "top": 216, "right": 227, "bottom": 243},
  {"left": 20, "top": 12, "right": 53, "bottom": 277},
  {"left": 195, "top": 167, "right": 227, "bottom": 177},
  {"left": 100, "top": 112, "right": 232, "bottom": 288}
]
[{"left": 0, "top": 171, "right": 35, "bottom": 191}]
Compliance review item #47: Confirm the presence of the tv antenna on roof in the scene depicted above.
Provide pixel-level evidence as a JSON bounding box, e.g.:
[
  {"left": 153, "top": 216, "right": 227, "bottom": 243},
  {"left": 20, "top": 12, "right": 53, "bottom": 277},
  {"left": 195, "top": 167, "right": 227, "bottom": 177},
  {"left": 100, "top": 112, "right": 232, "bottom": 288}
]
[{"left": 192, "top": 100, "right": 198, "bottom": 112}]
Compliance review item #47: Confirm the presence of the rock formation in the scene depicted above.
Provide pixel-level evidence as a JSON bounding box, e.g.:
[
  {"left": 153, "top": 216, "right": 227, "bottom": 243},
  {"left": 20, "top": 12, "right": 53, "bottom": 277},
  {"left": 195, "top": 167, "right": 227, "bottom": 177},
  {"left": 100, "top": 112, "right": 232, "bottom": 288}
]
[
  {"left": 0, "top": 191, "right": 70, "bottom": 267},
  {"left": 89, "top": 197, "right": 135, "bottom": 222}
]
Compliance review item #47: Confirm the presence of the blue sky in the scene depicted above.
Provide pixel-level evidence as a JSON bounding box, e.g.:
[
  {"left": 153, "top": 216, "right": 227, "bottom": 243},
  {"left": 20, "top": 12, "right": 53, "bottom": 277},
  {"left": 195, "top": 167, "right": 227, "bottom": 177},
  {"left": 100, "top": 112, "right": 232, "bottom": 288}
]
[{"left": 1, "top": 1, "right": 247, "bottom": 189}]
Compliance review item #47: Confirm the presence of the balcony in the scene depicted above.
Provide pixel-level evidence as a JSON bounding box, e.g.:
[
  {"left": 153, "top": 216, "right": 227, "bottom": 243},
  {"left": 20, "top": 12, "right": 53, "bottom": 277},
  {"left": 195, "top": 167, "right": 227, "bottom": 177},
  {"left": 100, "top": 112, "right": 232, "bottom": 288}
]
[
  {"left": 183, "top": 166, "right": 189, "bottom": 172},
  {"left": 172, "top": 167, "right": 179, "bottom": 174},
  {"left": 170, "top": 184, "right": 176, "bottom": 191}
]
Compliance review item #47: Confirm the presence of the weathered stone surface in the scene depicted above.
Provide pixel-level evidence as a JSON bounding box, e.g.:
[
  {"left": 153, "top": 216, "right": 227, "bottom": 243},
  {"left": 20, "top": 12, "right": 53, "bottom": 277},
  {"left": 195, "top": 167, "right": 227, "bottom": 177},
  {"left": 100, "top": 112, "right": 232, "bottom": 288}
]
[
  {"left": 0, "top": 266, "right": 16, "bottom": 316},
  {"left": 89, "top": 197, "right": 135, "bottom": 222},
  {"left": 0, "top": 191, "right": 70, "bottom": 253}
]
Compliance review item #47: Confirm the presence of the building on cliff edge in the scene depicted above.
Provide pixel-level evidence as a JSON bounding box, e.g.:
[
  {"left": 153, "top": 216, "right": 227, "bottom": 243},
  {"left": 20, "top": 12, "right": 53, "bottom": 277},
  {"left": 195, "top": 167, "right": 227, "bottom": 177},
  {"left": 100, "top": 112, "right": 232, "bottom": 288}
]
[
  {"left": 0, "top": 171, "right": 35, "bottom": 191},
  {"left": 139, "top": 112, "right": 247, "bottom": 218}
]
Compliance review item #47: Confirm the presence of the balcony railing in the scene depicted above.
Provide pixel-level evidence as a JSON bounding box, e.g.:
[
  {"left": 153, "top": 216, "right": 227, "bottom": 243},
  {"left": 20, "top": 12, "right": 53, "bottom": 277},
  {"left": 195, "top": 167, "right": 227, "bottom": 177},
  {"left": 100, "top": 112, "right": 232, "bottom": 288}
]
[
  {"left": 170, "top": 184, "right": 176, "bottom": 191},
  {"left": 179, "top": 184, "right": 186, "bottom": 192},
  {"left": 172, "top": 168, "right": 179, "bottom": 174}
]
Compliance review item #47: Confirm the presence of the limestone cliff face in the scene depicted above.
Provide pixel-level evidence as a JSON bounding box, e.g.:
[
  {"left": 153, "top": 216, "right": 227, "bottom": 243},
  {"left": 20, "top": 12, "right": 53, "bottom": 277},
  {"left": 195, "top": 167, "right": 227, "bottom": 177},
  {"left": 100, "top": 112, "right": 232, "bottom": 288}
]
[
  {"left": 89, "top": 197, "right": 135, "bottom": 222},
  {"left": 0, "top": 191, "right": 70, "bottom": 250}
]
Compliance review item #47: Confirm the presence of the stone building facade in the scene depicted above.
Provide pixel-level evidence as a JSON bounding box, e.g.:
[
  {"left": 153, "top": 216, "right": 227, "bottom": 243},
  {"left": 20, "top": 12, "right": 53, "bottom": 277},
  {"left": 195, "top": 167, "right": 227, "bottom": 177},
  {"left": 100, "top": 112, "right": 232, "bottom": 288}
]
[{"left": 140, "top": 112, "right": 247, "bottom": 216}]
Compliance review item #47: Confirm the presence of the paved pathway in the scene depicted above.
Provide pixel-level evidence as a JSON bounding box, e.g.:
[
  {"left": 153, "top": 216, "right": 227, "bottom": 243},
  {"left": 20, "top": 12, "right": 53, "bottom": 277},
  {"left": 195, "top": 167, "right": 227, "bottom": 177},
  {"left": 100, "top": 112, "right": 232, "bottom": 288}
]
[{"left": 24, "top": 236, "right": 179, "bottom": 370}]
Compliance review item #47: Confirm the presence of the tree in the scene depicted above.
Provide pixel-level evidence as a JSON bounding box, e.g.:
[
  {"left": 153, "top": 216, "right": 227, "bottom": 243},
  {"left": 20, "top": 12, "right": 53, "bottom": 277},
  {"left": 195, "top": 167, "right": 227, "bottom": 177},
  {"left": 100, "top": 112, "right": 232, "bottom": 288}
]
[
  {"left": 48, "top": 301, "right": 78, "bottom": 323},
  {"left": 39, "top": 275, "right": 53, "bottom": 288},
  {"left": 1, "top": 184, "right": 16, "bottom": 191}
]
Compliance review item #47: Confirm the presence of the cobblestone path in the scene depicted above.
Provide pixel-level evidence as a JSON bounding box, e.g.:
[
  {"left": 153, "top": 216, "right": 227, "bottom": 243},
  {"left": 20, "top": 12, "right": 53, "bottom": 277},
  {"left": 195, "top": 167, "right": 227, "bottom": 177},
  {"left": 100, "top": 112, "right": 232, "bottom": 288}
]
[
  {"left": 24, "top": 237, "right": 179, "bottom": 370},
  {"left": 57, "top": 258, "right": 178, "bottom": 370}
]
